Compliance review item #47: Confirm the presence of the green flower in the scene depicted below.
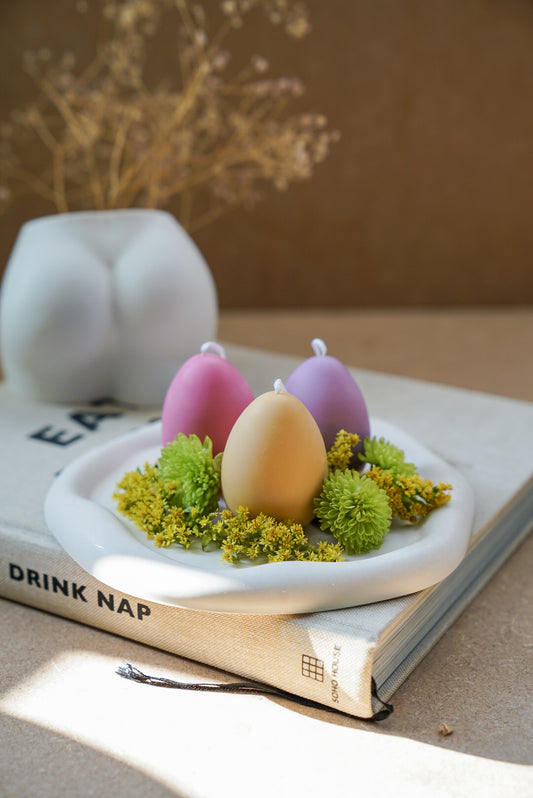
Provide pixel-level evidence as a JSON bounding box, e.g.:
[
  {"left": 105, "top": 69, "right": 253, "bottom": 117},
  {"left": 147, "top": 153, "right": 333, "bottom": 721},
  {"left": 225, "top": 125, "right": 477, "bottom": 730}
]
[
  {"left": 314, "top": 470, "right": 392, "bottom": 555},
  {"left": 359, "top": 436, "right": 417, "bottom": 476},
  {"left": 158, "top": 433, "right": 222, "bottom": 515}
]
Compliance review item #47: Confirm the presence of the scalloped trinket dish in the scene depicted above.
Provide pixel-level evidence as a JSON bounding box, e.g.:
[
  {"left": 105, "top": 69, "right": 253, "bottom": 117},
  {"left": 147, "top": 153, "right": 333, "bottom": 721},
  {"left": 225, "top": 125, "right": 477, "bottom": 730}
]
[{"left": 44, "top": 418, "right": 475, "bottom": 614}]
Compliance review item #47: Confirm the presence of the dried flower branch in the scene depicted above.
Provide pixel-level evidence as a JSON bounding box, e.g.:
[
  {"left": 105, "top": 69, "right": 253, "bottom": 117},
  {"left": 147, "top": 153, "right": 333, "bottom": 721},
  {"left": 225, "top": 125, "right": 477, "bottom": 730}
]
[{"left": 0, "top": 0, "right": 339, "bottom": 231}]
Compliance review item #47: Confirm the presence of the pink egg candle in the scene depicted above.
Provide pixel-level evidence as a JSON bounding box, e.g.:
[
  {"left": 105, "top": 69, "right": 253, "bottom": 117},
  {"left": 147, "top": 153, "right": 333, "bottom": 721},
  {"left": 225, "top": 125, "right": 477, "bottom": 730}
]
[
  {"left": 161, "top": 341, "right": 254, "bottom": 454},
  {"left": 284, "top": 338, "right": 370, "bottom": 464}
]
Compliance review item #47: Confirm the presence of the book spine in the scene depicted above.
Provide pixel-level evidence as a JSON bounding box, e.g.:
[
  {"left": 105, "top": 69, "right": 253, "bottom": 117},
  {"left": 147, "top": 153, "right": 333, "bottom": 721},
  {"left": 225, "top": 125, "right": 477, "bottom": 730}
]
[{"left": 0, "top": 529, "right": 378, "bottom": 719}]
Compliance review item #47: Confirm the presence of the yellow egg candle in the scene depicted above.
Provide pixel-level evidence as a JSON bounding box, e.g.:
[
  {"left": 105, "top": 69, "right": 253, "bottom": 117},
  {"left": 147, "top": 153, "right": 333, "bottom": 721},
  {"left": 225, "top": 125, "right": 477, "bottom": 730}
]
[{"left": 221, "top": 380, "right": 329, "bottom": 525}]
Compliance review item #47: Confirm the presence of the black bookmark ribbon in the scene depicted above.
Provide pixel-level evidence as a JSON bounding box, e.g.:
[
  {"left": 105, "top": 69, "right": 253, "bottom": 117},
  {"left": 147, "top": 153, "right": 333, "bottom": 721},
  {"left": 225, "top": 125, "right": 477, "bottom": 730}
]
[
  {"left": 370, "top": 677, "right": 394, "bottom": 721},
  {"left": 116, "top": 662, "right": 393, "bottom": 721}
]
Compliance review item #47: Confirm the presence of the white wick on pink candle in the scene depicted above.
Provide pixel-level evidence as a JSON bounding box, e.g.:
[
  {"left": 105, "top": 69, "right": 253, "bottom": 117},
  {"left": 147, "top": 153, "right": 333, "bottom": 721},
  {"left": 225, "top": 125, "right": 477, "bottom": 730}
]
[{"left": 200, "top": 341, "right": 226, "bottom": 359}]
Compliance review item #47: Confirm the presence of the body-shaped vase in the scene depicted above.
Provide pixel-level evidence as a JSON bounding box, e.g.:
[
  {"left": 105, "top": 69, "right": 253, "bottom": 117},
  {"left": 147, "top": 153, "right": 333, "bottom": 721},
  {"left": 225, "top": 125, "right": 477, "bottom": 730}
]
[{"left": 0, "top": 209, "right": 218, "bottom": 406}]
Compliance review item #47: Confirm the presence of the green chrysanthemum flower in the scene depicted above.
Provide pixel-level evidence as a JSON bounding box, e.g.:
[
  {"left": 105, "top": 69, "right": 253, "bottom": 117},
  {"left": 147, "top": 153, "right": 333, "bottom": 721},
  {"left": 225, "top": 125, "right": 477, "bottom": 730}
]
[
  {"left": 158, "top": 433, "right": 222, "bottom": 514},
  {"left": 314, "top": 470, "right": 392, "bottom": 555},
  {"left": 359, "top": 436, "right": 417, "bottom": 476}
]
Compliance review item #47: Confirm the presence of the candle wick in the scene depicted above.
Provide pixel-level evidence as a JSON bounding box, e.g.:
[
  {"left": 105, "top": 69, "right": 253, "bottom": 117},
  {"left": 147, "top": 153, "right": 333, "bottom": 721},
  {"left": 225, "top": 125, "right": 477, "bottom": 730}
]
[
  {"left": 274, "top": 378, "right": 286, "bottom": 394},
  {"left": 311, "top": 338, "right": 327, "bottom": 357},
  {"left": 200, "top": 341, "right": 226, "bottom": 359}
]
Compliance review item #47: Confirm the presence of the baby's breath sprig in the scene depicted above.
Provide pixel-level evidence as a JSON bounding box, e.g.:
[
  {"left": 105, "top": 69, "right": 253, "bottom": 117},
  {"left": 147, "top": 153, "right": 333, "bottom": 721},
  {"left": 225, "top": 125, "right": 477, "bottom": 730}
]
[{"left": 0, "top": 0, "right": 338, "bottom": 230}]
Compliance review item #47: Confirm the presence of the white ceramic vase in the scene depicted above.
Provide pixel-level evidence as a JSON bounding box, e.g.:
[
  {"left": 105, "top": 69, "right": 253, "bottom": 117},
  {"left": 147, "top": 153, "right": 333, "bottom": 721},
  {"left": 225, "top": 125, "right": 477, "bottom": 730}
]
[{"left": 0, "top": 209, "right": 218, "bottom": 406}]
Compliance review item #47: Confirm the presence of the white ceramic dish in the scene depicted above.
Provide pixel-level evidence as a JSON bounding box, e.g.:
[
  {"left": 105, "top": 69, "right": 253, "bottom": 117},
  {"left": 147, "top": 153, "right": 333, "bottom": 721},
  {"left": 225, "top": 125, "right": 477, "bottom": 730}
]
[{"left": 44, "top": 419, "right": 475, "bottom": 614}]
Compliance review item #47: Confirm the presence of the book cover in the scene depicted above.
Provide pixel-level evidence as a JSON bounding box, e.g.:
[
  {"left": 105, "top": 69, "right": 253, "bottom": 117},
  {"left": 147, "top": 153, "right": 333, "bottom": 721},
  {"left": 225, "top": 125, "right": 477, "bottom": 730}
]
[{"left": 1, "top": 345, "right": 532, "bottom": 719}]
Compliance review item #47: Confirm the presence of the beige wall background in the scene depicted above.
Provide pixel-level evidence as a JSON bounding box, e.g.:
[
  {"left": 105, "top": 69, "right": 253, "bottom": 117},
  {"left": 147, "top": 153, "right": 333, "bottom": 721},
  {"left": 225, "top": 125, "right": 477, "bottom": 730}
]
[{"left": 1, "top": 0, "right": 533, "bottom": 309}]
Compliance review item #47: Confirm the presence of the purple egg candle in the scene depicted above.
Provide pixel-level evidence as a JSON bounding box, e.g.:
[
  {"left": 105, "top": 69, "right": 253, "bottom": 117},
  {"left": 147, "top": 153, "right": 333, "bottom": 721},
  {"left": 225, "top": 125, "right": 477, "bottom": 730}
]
[
  {"left": 284, "top": 338, "right": 370, "bottom": 464},
  {"left": 161, "top": 341, "right": 254, "bottom": 454}
]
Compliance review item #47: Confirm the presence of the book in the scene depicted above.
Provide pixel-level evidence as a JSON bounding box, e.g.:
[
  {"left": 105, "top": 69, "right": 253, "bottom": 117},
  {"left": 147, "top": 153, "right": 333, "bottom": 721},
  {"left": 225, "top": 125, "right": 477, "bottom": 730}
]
[{"left": 1, "top": 345, "right": 532, "bottom": 720}]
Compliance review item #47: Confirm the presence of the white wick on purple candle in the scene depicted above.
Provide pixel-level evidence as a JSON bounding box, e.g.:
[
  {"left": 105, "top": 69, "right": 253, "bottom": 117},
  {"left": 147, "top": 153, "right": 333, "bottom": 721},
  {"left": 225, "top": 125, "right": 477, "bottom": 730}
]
[{"left": 311, "top": 338, "right": 327, "bottom": 357}]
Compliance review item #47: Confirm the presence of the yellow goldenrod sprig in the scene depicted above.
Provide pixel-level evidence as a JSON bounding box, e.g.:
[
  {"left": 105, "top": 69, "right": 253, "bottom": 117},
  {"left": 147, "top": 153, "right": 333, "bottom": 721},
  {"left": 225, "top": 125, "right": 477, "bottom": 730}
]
[
  {"left": 211, "top": 507, "right": 343, "bottom": 563},
  {"left": 114, "top": 460, "right": 344, "bottom": 562},
  {"left": 113, "top": 430, "right": 453, "bottom": 565},
  {"left": 366, "top": 467, "right": 452, "bottom": 524},
  {"left": 113, "top": 462, "right": 206, "bottom": 548},
  {"left": 327, "top": 429, "right": 360, "bottom": 473}
]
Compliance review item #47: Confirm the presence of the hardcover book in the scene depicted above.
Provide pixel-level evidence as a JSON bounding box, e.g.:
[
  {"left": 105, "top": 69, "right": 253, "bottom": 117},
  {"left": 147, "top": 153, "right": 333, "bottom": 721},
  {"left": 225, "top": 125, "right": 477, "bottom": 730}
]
[{"left": 1, "top": 345, "right": 532, "bottom": 719}]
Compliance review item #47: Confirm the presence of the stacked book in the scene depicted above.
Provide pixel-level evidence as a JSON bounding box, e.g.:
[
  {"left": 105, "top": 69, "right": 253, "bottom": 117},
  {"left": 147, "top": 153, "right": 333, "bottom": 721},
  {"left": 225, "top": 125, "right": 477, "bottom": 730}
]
[{"left": 1, "top": 345, "right": 532, "bottom": 719}]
